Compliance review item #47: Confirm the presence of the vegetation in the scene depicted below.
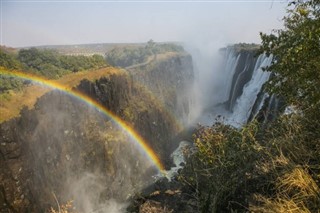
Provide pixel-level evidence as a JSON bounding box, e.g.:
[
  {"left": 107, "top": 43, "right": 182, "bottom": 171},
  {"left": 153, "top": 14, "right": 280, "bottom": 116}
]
[
  {"left": 48, "top": 201, "right": 75, "bottom": 213},
  {"left": 0, "top": 48, "right": 25, "bottom": 92},
  {"left": 106, "top": 40, "right": 184, "bottom": 67},
  {"left": 179, "top": 1, "right": 320, "bottom": 212},
  {"left": 0, "top": 47, "right": 108, "bottom": 94},
  {"left": 260, "top": 0, "right": 320, "bottom": 110},
  {"left": 0, "top": 48, "right": 22, "bottom": 70},
  {"left": 18, "top": 48, "right": 107, "bottom": 78},
  {"left": 232, "top": 43, "right": 260, "bottom": 53},
  {"left": 0, "top": 76, "right": 25, "bottom": 92}
]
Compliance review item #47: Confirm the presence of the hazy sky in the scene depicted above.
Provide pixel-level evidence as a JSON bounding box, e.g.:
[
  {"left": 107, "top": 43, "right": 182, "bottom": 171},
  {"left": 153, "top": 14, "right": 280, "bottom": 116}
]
[{"left": 1, "top": 0, "right": 288, "bottom": 47}]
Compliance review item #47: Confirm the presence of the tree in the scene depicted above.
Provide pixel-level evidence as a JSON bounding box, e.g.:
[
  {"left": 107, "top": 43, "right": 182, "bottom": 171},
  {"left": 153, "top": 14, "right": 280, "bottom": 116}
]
[
  {"left": 260, "top": 0, "right": 320, "bottom": 110},
  {"left": 0, "top": 49, "right": 21, "bottom": 70}
]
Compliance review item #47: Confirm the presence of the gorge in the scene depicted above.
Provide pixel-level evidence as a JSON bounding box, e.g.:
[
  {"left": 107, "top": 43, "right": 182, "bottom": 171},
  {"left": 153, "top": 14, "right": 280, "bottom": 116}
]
[
  {"left": 1, "top": 1, "right": 319, "bottom": 212},
  {"left": 1, "top": 43, "right": 277, "bottom": 212}
]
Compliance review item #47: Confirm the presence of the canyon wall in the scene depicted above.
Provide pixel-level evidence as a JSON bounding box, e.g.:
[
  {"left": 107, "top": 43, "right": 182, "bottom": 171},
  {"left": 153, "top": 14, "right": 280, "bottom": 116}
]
[{"left": 0, "top": 51, "right": 193, "bottom": 212}]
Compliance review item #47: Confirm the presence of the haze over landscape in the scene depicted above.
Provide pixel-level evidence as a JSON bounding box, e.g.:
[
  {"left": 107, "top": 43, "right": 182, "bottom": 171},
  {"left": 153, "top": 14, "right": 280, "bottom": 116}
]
[{"left": 2, "top": 0, "right": 287, "bottom": 47}]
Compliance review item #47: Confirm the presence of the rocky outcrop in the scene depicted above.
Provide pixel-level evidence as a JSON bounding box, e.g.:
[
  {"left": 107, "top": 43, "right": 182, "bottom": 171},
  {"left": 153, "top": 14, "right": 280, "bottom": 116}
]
[{"left": 128, "top": 178, "right": 197, "bottom": 213}]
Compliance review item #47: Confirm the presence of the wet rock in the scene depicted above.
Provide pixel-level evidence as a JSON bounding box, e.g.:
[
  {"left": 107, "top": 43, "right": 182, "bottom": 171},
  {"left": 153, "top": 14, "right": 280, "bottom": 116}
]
[{"left": 128, "top": 177, "right": 197, "bottom": 213}]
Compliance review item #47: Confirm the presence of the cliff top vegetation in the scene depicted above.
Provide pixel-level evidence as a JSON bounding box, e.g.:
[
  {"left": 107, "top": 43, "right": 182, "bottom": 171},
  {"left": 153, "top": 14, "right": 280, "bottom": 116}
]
[
  {"left": 220, "top": 43, "right": 260, "bottom": 54},
  {"left": 105, "top": 40, "right": 185, "bottom": 68}
]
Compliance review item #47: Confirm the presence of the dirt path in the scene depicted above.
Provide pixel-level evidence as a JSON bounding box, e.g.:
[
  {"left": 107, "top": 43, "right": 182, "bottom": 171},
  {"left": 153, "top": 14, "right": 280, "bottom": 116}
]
[{"left": 125, "top": 55, "right": 156, "bottom": 70}]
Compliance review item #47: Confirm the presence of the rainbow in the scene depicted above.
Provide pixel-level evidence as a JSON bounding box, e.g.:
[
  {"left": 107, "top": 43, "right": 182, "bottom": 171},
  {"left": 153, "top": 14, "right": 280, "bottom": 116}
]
[{"left": 0, "top": 69, "right": 165, "bottom": 172}]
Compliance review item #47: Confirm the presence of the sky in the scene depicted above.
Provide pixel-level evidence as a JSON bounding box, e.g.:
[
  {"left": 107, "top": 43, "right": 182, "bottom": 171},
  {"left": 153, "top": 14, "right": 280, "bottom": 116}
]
[{"left": 1, "top": 0, "right": 288, "bottom": 48}]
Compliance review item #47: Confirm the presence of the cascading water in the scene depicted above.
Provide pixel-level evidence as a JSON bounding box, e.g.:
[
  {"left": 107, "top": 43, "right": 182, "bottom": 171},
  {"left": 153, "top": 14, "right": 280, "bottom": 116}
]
[
  {"left": 220, "top": 49, "right": 241, "bottom": 104},
  {"left": 165, "top": 141, "right": 192, "bottom": 181},
  {"left": 227, "top": 54, "right": 273, "bottom": 127},
  {"left": 193, "top": 45, "right": 273, "bottom": 128}
]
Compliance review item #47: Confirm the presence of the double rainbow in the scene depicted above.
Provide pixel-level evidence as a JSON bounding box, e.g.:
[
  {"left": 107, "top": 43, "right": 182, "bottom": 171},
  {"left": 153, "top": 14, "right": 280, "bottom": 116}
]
[{"left": 0, "top": 69, "right": 165, "bottom": 172}]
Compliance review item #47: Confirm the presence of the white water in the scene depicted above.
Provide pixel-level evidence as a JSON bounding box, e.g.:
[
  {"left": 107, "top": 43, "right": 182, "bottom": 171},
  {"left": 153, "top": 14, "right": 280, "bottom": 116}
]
[
  {"left": 226, "top": 54, "right": 272, "bottom": 127},
  {"left": 196, "top": 50, "right": 273, "bottom": 128},
  {"left": 220, "top": 48, "right": 241, "bottom": 103},
  {"left": 154, "top": 141, "right": 192, "bottom": 181}
]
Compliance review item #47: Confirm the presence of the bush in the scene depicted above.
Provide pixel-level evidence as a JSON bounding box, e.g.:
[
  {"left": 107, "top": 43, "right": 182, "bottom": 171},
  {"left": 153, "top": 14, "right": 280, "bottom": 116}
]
[
  {"left": 0, "top": 49, "right": 22, "bottom": 70},
  {"left": 179, "top": 111, "right": 320, "bottom": 212},
  {"left": 179, "top": 122, "right": 264, "bottom": 212},
  {"left": 106, "top": 41, "right": 184, "bottom": 68}
]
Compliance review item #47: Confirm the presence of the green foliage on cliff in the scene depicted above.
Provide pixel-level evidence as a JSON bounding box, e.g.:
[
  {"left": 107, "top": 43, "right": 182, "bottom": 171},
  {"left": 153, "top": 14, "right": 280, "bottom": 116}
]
[
  {"left": 0, "top": 76, "right": 25, "bottom": 93},
  {"left": 0, "top": 48, "right": 22, "bottom": 70},
  {"left": 0, "top": 47, "right": 108, "bottom": 93},
  {"left": 106, "top": 46, "right": 149, "bottom": 68},
  {"left": 0, "top": 48, "right": 25, "bottom": 92},
  {"left": 180, "top": 1, "right": 320, "bottom": 212},
  {"left": 106, "top": 41, "right": 184, "bottom": 68},
  {"left": 18, "top": 48, "right": 107, "bottom": 78},
  {"left": 232, "top": 43, "right": 260, "bottom": 53}
]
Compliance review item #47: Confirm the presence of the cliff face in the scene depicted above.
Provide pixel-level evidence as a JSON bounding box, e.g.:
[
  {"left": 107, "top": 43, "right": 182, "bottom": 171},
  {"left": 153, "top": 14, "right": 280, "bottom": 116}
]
[
  {"left": 129, "top": 52, "right": 194, "bottom": 126},
  {"left": 0, "top": 52, "right": 194, "bottom": 212}
]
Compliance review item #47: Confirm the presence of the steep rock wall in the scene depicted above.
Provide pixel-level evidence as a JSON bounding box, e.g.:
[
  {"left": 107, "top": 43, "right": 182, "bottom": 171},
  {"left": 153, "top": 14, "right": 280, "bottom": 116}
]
[
  {"left": 0, "top": 53, "right": 194, "bottom": 212},
  {"left": 129, "top": 52, "right": 194, "bottom": 126}
]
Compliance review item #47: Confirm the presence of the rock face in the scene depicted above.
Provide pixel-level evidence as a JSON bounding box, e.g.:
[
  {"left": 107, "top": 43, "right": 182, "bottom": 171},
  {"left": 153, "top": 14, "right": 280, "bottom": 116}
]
[
  {"left": 129, "top": 52, "right": 194, "bottom": 126},
  {"left": 0, "top": 52, "right": 194, "bottom": 212},
  {"left": 128, "top": 178, "right": 197, "bottom": 213}
]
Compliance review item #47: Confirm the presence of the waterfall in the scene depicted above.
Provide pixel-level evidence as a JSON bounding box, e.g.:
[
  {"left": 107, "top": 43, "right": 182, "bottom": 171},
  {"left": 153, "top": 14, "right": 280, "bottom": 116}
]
[
  {"left": 195, "top": 46, "right": 273, "bottom": 128},
  {"left": 227, "top": 54, "right": 272, "bottom": 127},
  {"left": 220, "top": 48, "right": 241, "bottom": 104},
  {"left": 226, "top": 50, "right": 259, "bottom": 111}
]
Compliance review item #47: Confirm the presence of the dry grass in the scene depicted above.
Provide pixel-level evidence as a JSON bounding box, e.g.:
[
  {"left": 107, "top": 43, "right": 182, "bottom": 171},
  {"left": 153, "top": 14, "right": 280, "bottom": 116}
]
[
  {"left": 139, "top": 200, "right": 173, "bottom": 213},
  {"left": 0, "top": 67, "right": 123, "bottom": 123},
  {"left": 277, "top": 168, "right": 320, "bottom": 201},
  {"left": 54, "top": 67, "right": 122, "bottom": 88},
  {"left": 48, "top": 201, "right": 76, "bottom": 213},
  {"left": 251, "top": 194, "right": 311, "bottom": 213},
  {"left": 0, "top": 86, "right": 50, "bottom": 122},
  {"left": 155, "top": 52, "right": 187, "bottom": 61},
  {"left": 250, "top": 167, "right": 320, "bottom": 213}
]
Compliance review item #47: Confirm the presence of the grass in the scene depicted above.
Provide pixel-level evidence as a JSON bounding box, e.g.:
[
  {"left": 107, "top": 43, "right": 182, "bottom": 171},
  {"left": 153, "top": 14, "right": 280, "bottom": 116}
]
[
  {"left": 250, "top": 194, "right": 312, "bottom": 213},
  {"left": 250, "top": 166, "right": 320, "bottom": 212}
]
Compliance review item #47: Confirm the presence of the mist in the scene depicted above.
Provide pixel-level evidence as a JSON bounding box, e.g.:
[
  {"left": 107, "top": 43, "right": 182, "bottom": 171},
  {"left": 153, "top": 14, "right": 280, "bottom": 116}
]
[{"left": 24, "top": 91, "right": 158, "bottom": 212}]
